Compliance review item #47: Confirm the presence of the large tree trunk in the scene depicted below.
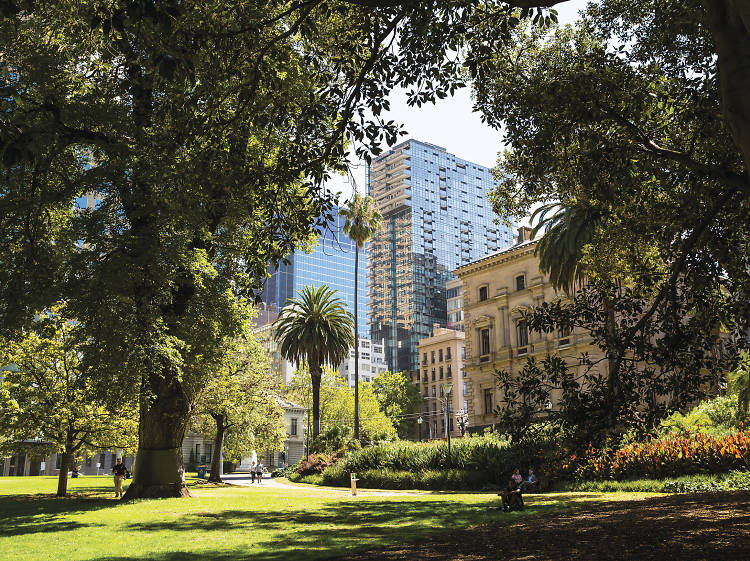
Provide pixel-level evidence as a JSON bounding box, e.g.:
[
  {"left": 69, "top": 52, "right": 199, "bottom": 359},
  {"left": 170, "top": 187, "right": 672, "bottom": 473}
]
[
  {"left": 311, "top": 364, "right": 321, "bottom": 436},
  {"left": 208, "top": 414, "right": 225, "bottom": 483},
  {"left": 354, "top": 246, "right": 360, "bottom": 440},
  {"left": 56, "top": 446, "right": 72, "bottom": 497},
  {"left": 704, "top": 1, "right": 750, "bottom": 177},
  {"left": 122, "top": 369, "right": 192, "bottom": 499}
]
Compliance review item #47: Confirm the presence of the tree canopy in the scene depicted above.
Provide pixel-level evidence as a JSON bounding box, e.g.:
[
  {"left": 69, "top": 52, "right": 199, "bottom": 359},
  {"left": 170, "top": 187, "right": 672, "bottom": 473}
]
[{"left": 0, "top": 304, "right": 137, "bottom": 496}]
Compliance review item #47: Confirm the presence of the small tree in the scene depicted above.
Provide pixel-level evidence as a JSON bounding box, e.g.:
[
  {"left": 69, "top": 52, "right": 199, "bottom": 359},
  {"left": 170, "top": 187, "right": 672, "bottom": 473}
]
[
  {"left": 0, "top": 305, "right": 137, "bottom": 496},
  {"left": 191, "top": 332, "right": 285, "bottom": 482},
  {"left": 372, "top": 371, "right": 422, "bottom": 439}
]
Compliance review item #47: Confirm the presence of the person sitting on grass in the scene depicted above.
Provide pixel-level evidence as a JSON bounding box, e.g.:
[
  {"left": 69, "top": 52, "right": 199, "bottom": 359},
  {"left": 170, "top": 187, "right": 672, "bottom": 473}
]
[
  {"left": 520, "top": 469, "right": 538, "bottom": 492},
  {"left": 500, "top": 472, "right": 524, "bottom": 512}
]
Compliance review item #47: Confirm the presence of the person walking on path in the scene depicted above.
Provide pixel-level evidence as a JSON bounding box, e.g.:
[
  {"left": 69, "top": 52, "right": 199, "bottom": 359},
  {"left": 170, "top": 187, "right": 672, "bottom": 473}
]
[
  {"left": 256, "top": 462, "right": 264, "bottom": 484},
  {"left": 251, "top": 462, "right": 256, "bottom": 484},
  {"left": 112, "top": 457, "right": 127, "bottom": 498}
]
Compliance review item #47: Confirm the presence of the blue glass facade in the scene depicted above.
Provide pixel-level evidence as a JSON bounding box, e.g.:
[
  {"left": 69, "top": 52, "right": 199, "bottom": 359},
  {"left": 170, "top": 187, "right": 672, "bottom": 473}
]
[
  {"left": 368, "top": 139, "right": 514, "bottom": 374},
  {"left": 260, "top": 208, "right": 369, "bottom": 338}
]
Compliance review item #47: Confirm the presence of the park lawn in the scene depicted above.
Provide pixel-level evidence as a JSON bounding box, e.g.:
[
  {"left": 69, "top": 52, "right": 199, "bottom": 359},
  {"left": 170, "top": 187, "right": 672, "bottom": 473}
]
[{"left": 0, "top": 476, "right": 660, "bottom": 561}]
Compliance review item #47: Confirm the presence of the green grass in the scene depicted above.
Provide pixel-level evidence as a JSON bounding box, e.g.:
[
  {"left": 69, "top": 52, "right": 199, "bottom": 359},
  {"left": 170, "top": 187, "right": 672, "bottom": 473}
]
[{"left": 0, "top": 476, "right": 658, "bottom": 561}]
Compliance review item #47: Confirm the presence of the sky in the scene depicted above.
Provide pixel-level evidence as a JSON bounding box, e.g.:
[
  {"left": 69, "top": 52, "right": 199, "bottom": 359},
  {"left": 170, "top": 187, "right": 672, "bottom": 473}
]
[{"left": 328, "top": 0, "right": 590, "bottom": 221}]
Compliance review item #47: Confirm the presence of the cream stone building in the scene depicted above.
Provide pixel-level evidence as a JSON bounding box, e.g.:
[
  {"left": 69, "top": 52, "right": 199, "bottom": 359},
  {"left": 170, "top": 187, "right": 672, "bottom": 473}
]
[
  {"left": 415, "top": 325, "right": 467, "bottom": 438},
  {"left": 454, "top": 227, "right": 601, "bottom": 431}
]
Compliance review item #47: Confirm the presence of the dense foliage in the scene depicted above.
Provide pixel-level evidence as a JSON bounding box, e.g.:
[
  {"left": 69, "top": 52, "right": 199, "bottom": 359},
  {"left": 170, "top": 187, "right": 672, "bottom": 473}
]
[
  {"left": 478, "top": 5, "right": 750, "bottom": 440},
  {"left": 0, "top": 305, "right": 137, "bottom": 496},
  {"left": 190, "top": 330, "right": 285, "bottom": 482}
]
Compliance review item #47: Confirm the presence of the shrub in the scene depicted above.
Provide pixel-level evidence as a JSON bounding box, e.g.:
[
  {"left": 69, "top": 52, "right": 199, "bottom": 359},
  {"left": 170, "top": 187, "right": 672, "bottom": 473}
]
[
  {"left": 296, "top": 453, "right": 339, "bottom": 476},
  {"left": 270, "top": 465, "right": 297, "bottom": 478},
  {"left": 565, "top": 428, "right": 750, "bottom": 480}
]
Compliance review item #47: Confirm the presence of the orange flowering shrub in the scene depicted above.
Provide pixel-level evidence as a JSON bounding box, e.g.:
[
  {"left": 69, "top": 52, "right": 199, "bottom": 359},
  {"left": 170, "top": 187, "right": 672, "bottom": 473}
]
[{"left": 564, "top": 428, "right": 750, "bottom": 480}]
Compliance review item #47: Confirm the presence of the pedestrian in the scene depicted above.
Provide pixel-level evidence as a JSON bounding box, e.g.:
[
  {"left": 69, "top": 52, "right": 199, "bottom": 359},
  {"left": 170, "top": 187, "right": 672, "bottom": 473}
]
[
  {"left": 112, "top": 457, "right": 127, "bottom": 498},
  {"left": 251, "top": 462, "right": 256, "bottom": 484},
  {"left": 71, "top": 465, "right": 79, "bottom": 478},
  {"left": 256, "top": 461, "right": 264, "bottom": 484}
]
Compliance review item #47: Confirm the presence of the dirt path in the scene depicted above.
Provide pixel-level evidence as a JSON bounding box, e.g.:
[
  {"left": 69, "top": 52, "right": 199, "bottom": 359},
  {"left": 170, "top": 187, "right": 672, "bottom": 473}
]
[{"left": 345, "top": 491, "right": 750, "bottom": 561}]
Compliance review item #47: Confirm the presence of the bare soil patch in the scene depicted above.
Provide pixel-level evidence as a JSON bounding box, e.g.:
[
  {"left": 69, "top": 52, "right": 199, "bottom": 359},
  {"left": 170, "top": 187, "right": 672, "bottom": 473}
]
[{"left": 345, "top": 491, "right": 750, "bottom": 561}]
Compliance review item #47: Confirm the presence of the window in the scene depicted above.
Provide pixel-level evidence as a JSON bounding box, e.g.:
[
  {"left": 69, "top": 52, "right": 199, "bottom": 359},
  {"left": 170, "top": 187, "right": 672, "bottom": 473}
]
[
  {"left": 431, "top": 351, "right": 435, "bottom": 363},
  {"left": 440, "top": 385, "right": 444, "bottom": 397},
  {"left": 479, "top": 285, "right": 488, "bottom": 301},
  {"left": 291, "top": 418, "right": 298, "bottom": 436},
  {"left": 205, "top": 444, "right": 212, "bottom": 462},
  {"left": 423, "top": 370, "right": 428, "bottom": 382},
  {"left": 463, "top": 381, "right": 467, "bottom": 395},
  {"left": 516, "top": 275, "right": 526, "bottom": 291},
  {"left": 423, "top": 352, "right": 427, "bottom": 365},
  {"left": 439, "top": 366, "right": 444, "bottom": 379},
  {"left": 480, "top": 328, "right": 491, "bottom": 355},
  {"left": 438, "top": 349, "right": 443, "bottom": 362},
  {"left": 431, "top": 368, "right": 436, "bottom": 381},
  {"left": 461, "top": 346, "right": 466, "bottom": 360},
  {"left": 432, "top": 386, "right": 436, "bottom": 397},
  {"left": 447, "top": 364, "right": 452, "bottom": 378},
  {"left": 558, "top": 325, "right": 571, "bottom": 338},
  {"left": 100, "top": 453, "right": 105, "bottom": 467},
  {"left": 484, "top": 389, "right": 494, "bottom": 414},
  {"left": 446, "top": 347, "right": 452, "bottom": 360},
  {"left": 518, "top": 321, "right": 529, "bottom": 347}
]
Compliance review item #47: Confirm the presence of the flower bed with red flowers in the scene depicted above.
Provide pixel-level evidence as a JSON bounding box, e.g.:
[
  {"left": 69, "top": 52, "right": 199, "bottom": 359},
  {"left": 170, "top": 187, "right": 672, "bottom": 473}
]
[{"left": 562, "top": 428, "right": 750, "bottom": 480}]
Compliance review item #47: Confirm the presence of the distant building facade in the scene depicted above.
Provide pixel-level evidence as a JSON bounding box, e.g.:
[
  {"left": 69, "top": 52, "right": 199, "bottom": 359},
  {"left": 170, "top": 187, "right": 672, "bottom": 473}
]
[
  {"left": 455, "top": 227, "right": 600, "bottom": 431},
  {"left": 446, "top": 278, "right": 464, "bottom": 331},
  {"left": 368, "top": 139, "right": 515, "bottom": 376},
  {"left": 415, "top": 325, "right": 466, "bottom": 439},
  {"left": 258, "top": 207, "right": 369, "bottom": 338},
  {"left": 338, "top": 338, "right": 388, "bottom": 386}
]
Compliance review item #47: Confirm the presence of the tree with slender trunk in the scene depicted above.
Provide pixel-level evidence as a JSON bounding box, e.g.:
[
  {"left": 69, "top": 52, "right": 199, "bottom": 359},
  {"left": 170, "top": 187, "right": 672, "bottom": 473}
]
[
  {"left": 191, "top": 331, "right": 285, "bottom": 483},
  {"left": 0, "top": 305, "right": 137, "bottom": 497},
  {"left": 274, "top": 285, "right": 354, "bottom": 437},
  {"left": 340, "top": 194, "right": 382, "bottom": 440}
]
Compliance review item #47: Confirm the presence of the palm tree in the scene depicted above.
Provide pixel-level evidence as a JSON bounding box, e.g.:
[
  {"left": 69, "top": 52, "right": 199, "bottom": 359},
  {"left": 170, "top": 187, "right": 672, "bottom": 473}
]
[
  {"left": 530, "top": 201, "right": 622, "bottom": 405},
  {"left": 530, "top": 201, "right": 604, "bottom": 295},
  {"left": 340, "top": 193, "right": 382, "bottom": 440},
  {"left": 274, "top": 285, "right": 354, "bottom": 436}
]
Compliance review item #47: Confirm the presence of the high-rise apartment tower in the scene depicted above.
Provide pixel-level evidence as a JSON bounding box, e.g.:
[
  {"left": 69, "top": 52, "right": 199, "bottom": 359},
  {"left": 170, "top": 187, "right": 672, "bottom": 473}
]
[{"left": 368, "top": 139, "right": 514, "bottom": 374}]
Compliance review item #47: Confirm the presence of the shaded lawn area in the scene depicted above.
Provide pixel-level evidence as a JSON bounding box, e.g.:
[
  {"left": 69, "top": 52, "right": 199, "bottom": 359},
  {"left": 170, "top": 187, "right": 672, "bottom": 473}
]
[
  {"left": 0, "top": 476, "right": 658, "bottom": 561},
  {"left": 348, "top": 491, "right": 750, "bottom": 561}
]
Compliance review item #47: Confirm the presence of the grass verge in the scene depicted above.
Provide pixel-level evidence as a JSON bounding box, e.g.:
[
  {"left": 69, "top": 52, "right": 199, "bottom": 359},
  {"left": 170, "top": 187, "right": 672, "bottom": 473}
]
[{"left": 0, "top": 476, "right": 657, "bottom": 561}]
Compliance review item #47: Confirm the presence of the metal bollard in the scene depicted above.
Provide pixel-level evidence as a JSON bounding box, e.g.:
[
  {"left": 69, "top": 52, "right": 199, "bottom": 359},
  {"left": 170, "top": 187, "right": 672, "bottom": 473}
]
[{"left": 350, "top": 472, "right": 358, "bottom": 496}]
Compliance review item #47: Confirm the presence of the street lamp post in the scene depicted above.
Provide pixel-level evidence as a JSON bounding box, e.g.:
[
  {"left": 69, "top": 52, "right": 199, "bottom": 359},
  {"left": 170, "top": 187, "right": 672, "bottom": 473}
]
[
  {"left": 417, "top": 416, "right": 423, "bottom": 442},
  {"left": 441, "top": 383, "right": 453, "bottom": 468}
]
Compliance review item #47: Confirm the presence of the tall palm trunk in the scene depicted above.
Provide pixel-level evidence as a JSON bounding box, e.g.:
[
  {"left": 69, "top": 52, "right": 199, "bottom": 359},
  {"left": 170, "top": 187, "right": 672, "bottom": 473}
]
[
  {"left": 311, "top": 363, "right": 322, "bottom": 436},
  {"left": 354, "top": 245, "right": 360, "bottom": 440}
]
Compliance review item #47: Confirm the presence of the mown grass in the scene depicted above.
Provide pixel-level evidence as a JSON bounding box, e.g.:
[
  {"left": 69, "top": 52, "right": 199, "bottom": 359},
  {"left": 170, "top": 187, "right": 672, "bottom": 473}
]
[{"left": 0, "top": 476, "right": 659, "bottom": 561}]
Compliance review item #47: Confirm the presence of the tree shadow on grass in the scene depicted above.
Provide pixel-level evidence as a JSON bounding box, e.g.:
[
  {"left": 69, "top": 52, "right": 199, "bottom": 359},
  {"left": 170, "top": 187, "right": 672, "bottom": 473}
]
[
  {"left": 97, "top": 495, "right": 573, "bottom": 561},
  {"left": 0, "top": 493, "right": 117, "bottom": 537}
]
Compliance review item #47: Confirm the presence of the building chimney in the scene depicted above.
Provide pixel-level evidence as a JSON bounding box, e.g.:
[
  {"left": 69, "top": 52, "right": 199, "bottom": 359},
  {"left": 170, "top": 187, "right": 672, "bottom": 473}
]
[{"left": 517, "top": 225, "right": 534, "bottom": 243}]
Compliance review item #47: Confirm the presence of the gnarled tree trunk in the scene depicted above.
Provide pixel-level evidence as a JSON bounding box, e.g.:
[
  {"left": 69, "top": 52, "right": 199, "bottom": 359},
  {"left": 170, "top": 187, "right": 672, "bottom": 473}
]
[{"left": 122, "top": 369, "right": 192, "bottom": 499}]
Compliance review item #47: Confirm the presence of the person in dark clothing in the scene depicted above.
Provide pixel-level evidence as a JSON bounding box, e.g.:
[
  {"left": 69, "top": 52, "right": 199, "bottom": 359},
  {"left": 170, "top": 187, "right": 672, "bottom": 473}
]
[
  {"left": 112, "top": 457, "right": 127, "bottom": 498},
  {"left": 500, "top": 474, "right": 525, "bottom": 511}
]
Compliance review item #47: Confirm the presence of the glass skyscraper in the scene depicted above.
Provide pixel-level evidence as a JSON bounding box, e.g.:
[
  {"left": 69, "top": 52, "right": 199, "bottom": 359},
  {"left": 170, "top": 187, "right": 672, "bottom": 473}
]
[
  {"left": 260, "top": 208, "right": 369, "bottom": 337},
  {"left": 368, "top": 139, "right": 514, "bottom": 374}
]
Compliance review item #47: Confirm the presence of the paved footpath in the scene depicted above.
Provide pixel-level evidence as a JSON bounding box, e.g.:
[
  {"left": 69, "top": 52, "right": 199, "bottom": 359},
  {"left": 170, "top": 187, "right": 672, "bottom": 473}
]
[{"left": 221, "top": 473, "right": 422, "bottom": 497}]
